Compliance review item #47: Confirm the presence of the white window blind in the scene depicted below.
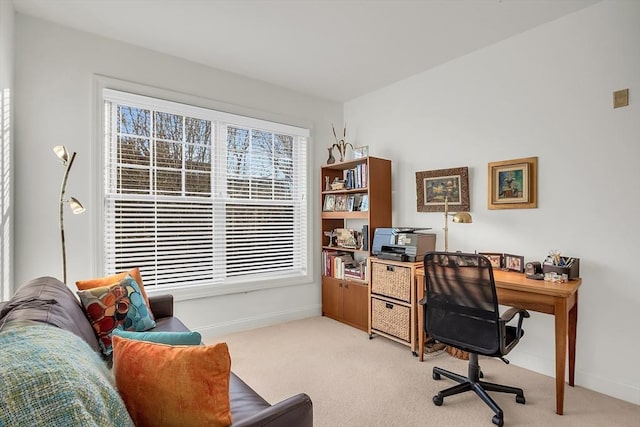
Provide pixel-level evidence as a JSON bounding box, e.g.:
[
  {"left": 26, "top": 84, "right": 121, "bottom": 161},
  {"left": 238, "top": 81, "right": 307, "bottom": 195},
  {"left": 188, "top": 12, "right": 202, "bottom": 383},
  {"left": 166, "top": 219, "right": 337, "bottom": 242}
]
[{"left": 103, "top": 89, "right": 308, "bottom": 291}]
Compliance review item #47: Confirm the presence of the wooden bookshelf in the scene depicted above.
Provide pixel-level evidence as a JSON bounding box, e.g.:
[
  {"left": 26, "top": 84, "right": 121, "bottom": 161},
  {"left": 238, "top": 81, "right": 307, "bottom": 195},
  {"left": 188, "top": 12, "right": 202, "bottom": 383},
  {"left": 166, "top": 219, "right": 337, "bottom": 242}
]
[{"left": 320, "top": 156, "right": 392, "bottom": 331}]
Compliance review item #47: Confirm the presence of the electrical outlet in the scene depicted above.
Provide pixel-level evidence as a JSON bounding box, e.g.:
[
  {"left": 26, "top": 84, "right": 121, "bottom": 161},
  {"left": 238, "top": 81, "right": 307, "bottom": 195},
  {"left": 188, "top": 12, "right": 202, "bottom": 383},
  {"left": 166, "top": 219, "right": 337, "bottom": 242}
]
[{"left": 613, "top": 88, "right": 629, "bottom": 108}]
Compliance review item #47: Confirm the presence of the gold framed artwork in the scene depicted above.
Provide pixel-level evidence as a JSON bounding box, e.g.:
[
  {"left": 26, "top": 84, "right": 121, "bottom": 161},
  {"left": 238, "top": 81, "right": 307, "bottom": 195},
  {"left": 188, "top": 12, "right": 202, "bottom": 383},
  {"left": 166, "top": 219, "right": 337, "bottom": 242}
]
[
  {"left": 416, "top": 166, "right": 470, "bottom": 212},
  {"left": 488, "top": 157, "right": 538, "bottom": 210}
]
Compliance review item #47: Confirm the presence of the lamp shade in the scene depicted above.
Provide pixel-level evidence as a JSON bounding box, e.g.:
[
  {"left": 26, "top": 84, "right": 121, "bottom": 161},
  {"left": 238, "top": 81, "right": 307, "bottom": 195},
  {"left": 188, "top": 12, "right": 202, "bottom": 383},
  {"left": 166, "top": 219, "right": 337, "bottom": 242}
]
[
  {"left": 452, "top": 212, "right": 473, "bottom": 224},
  {"left": 53, "top": 145, "right": 69, "bottom": 163},
  {"left": 69, "top": 197, "right": 85, "bottom": 214}
]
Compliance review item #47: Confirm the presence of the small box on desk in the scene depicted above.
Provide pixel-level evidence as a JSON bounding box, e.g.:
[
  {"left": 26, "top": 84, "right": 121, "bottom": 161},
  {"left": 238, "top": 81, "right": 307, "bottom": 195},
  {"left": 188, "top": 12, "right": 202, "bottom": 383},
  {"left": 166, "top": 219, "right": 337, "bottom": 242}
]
[{"left": 542, "top": 258, "right": 580, "bottom": 279}]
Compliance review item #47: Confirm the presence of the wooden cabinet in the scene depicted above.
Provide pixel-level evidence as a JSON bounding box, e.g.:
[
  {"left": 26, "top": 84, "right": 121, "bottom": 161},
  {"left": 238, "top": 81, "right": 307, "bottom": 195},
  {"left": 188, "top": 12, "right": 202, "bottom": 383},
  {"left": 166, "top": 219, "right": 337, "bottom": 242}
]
[
  {"left": 322, "top": 276, "right": 368, "bottom": 331},
  {"left": 368, "top": 257, "right": 422, "bottom": 355},
  {"left": 320, "top": 157, "right": 391, "bottom": 332}
]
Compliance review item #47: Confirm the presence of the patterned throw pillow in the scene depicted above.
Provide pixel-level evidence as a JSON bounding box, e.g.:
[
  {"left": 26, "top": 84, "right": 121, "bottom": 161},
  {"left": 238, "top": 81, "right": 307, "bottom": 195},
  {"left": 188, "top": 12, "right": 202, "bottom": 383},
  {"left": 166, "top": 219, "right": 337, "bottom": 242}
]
[
  {"left": 112, "top": 336, "right": 232, "bottom": 427},
  {"left": 77, "top": 275, "right": 156, "bottom": 355},
  {"left": 76, "top": 267, "right": 154, "bottom": 320}
]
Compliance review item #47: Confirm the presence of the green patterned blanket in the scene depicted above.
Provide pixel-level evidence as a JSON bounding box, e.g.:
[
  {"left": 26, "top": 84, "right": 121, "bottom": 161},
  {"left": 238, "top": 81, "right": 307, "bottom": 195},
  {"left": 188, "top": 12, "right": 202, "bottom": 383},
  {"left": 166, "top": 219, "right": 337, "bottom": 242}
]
[{"left": 0, "top": 321, "right": 134, "bottom": 427}]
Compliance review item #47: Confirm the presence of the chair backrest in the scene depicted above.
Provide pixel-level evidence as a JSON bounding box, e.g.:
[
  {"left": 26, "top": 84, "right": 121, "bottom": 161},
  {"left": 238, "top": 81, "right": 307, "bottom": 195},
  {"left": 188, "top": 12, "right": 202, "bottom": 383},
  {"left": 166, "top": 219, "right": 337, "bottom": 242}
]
[{"left": 423, "top": 252, "right": 501, "bottom": 355}]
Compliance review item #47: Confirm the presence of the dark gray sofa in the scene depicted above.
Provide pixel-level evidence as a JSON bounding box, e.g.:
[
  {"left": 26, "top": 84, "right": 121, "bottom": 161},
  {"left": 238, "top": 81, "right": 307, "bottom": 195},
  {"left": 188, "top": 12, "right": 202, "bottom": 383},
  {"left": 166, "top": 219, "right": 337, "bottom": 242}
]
[{"left": 0, "top": 276, "right": 313, "bottom": 427}]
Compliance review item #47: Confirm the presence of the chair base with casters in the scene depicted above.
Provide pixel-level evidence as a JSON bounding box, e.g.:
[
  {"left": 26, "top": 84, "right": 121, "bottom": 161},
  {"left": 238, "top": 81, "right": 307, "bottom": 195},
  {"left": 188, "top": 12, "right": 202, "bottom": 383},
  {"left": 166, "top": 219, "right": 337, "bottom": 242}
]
[{"left": 431, "top": 352, "right": 525, "bottom": 427}]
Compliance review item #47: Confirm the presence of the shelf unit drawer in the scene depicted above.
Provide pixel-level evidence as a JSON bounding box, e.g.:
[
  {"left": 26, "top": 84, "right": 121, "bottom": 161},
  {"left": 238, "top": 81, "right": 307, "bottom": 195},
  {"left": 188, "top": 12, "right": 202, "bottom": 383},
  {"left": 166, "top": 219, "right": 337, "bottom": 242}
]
[
  {"left": 371, "top": 297, "right": 411, "bottom": 342},
  {"left": 371, "top": 262, "right": 411, "bottom": 302}
]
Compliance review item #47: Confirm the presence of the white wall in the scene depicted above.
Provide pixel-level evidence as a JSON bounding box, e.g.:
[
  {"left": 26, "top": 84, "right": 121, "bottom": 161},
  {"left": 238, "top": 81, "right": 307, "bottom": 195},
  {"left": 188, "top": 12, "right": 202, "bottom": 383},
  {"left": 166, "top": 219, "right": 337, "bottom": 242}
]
[
  {"left": 0, "top": 0, "right": 14, "bottom": 302},
  {"left": 345, "top": 0, "right": 639, "bottom": 404},
  {"left": 13, "top": 14, "right": 342, "bottom": 335}
]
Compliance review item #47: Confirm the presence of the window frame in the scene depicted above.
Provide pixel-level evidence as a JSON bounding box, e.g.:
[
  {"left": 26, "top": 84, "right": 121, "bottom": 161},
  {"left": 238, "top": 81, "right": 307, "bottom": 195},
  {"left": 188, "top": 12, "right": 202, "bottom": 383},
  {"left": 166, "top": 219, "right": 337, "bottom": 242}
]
[{"left": 94, "top": 80, "right": 314, "bottom": 301}]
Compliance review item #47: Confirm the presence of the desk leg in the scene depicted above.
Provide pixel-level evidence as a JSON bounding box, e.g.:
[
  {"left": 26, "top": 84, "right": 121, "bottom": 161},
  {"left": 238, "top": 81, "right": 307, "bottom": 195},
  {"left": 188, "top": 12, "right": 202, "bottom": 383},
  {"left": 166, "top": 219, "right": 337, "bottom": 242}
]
[
  {"left": 554, "top": 298, "right": 569, "bottom": 415},
  {"left": 418, "top": 304, "right": 425, "bottom": 362},
  {"left": 568, "top": 291, "right": 578, "bottom": 387}
]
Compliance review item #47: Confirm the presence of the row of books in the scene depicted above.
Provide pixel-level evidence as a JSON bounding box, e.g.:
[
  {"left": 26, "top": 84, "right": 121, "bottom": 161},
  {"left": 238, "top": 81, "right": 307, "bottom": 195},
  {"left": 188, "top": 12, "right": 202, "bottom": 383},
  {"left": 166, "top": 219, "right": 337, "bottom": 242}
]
[
  {"left": 322, "top": 250, "right": 367, "bottom": 280},
  {"left": 343, "top": 163, "right": 368, "bottom": 189}
]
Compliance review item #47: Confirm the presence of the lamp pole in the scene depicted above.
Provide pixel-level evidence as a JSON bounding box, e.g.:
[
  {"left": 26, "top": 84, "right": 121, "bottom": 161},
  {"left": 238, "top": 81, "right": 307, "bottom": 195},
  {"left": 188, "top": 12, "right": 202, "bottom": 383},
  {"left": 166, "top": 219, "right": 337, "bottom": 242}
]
[
  {"left": 443, "top": 196, "right": 450, "bottom": 252},
  {"left": 58, "top": 151, "right": 77, "bottom": 284}
]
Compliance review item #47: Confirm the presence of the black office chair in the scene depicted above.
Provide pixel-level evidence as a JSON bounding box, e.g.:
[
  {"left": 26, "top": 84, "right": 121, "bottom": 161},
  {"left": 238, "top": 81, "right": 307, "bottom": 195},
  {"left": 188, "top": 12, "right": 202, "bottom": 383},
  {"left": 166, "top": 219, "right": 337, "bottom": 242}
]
[{"left": 419, "top": 252, "right": 530, "bottom": 427}]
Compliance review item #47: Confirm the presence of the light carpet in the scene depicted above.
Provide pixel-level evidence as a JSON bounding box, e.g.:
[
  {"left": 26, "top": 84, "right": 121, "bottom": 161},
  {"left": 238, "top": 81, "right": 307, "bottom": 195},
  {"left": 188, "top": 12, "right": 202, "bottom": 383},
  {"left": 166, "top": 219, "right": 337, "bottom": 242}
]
[{"left": 210, "top": 316, "right": 639, "bottom": 427}]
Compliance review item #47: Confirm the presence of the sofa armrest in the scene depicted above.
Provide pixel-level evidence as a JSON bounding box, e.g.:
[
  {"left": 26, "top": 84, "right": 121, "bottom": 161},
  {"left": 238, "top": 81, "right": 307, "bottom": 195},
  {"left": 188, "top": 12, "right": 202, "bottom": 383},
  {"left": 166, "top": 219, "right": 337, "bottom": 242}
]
[
  {"left": 148, "top": 294, "right": 174, "bottom": 319},
  {"left": 231, "top": 393, "right": 312, "bottom": 427}
]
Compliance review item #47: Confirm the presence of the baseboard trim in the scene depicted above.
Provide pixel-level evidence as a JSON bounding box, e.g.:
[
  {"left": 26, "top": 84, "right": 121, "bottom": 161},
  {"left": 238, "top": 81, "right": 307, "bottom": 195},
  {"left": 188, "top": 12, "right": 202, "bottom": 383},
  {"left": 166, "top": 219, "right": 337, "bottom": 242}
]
[
  {"left": 196, "top": 304, "right": 322, "bottom": 340},
  {"left": 510, "top": 352, "right": 639, "bottom": 405}
]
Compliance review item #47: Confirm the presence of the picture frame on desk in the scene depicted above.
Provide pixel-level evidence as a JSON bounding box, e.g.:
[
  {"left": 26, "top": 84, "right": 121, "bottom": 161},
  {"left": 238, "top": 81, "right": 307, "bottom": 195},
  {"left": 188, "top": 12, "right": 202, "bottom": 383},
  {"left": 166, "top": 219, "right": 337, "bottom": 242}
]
[
  {"left": 479, "top": 252, "right": 503, "bottom": 269},
  {"left": 504, "top": 254, "right": 525, "bottom": 273},
  {"left": 415, "top": 166, "right": 470, "bottom": 212},
  {"left": 488, "top": 156, "right": 537, "bottom": 210}
]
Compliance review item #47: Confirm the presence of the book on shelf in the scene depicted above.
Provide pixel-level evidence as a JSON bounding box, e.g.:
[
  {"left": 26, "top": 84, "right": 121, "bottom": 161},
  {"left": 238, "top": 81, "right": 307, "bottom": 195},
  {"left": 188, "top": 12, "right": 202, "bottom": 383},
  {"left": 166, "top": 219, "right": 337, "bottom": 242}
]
[
  {"left": 322, "top": 250, "right": 362, "bottom": 279},
  {"left": 341, "top": 164, "right": 368, "bottom": 190}
]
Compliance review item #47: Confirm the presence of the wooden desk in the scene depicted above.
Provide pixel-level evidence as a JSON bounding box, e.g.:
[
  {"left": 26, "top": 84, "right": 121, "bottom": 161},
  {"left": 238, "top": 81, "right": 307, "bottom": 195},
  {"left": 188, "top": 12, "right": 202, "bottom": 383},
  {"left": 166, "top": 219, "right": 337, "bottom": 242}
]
[{"left": 415, "top": 268, "right": 581, "bottom": 416}]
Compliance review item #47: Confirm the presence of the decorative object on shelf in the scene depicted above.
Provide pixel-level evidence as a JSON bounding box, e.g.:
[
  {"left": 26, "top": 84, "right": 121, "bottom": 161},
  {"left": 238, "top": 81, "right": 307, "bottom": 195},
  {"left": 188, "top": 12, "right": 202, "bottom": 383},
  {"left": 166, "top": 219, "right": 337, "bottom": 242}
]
[
  {"left": 326, "top": 146, "right": 336, "bottom": 164},
  {"left": 479, "top": 252, "right": 503, "bottom": 269},
  {"left": 323, "top": 194, "right": 336, "bottom": 211},
  {"left": 331, "top": 124, "right": 353, "bottom": 162},
  {"left": 330, "top": 178, "right": 345, "bottom": 190},
  {"left": 324, "top": 176, "right": 330, "bottom": 191},
  {"left": 503, "top": 254, "right": 525, "bottom": 273},
  {"left": 323, "top": 230, "right": 337, "bottom": 247},
  {"left": 54, "top": 145, "right": 86, "bottom": 284},
  {"left": 443, "top": 196, "right": 472, "bottom": 252},
  {"left": 360, "top": 195, "right": 369, "bottom": 212},
  {"left": 334, "top": 195, "right": 348, "bottom": 212},
  {"left": 488, "top": 156, "right": 537, "bottom": 209},
  {"left": 353, "top": 146, "right": 369, "bottom": 159},
  {"left": 336, "top": 228, "right": 358, "bottom": 249},
  {"left": 416, "top": 166, "right": 470, "bottom": 213}
]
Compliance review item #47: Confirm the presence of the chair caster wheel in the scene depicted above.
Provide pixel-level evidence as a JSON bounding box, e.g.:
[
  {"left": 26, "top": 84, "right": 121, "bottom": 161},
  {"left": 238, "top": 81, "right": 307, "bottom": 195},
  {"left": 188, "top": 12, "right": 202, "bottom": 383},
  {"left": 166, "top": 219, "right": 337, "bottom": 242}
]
[
  {"left": 516, "top": 394, "right": 526, "bottom": 404},
  {"left": 432, "top": 394, "right": 443, "bottom": 406},
  {"left": 492, "top": 415, "right": 504, "bottom": 426},
  {"left": 432, "top": 372, "right": 441, "bottom": 380}
]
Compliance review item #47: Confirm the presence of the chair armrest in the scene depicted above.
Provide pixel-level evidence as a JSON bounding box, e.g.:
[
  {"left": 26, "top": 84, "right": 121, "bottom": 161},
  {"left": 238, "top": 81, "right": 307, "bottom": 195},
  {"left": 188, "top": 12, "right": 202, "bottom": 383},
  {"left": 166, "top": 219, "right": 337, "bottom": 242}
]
[
  {"left": 148, "top": 294, "right": 174, "bottom": 319},
  {"left": 499, "top": 307, "right": 530, "bottom": 344},
  {"left": 231, "top": 393, "right": 313, "bottom": 427}
]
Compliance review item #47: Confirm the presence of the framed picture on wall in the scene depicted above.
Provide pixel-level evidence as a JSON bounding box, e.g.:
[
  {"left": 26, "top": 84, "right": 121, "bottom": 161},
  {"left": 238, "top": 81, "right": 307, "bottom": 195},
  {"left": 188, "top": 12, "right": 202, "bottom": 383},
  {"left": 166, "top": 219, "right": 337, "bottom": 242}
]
[
  {"left": 488, "top": 157, "right": 537, "bottom": 209},
  {"left": 416, "top": 166, "right": 470, "bottom": 212}
]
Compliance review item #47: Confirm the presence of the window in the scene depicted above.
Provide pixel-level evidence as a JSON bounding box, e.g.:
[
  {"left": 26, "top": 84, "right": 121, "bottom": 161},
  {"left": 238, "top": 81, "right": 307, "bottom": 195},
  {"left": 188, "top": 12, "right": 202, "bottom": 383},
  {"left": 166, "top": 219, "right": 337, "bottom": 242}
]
[{"left": 103, "top": 90, "right": 309, "bottom": 293}]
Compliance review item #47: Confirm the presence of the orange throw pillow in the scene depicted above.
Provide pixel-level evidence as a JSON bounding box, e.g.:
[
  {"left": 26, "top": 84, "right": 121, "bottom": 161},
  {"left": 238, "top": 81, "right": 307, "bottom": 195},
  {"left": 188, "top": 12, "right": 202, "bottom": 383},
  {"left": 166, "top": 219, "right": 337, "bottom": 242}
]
[
  {"left": 112, "top": 336, "right": 232, "bottom": 427},
  {"left": 76, "top": 268, "right": 153, "bottom": 319}
]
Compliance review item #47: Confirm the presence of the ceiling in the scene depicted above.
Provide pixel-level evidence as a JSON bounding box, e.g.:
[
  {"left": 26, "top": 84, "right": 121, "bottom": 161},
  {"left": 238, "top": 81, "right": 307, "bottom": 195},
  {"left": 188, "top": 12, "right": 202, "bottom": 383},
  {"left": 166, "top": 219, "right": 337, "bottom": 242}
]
[{"left": 12, "top": 0, "right": 600, "bottom": 102}]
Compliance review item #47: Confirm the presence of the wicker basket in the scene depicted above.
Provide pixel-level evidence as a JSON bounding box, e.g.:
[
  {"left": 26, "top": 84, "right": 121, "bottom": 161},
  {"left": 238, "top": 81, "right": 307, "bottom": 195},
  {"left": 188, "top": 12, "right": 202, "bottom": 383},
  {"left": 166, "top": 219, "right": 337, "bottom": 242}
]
[
  {"left": 371, "top": 298, "right": 410, "bottom": 342},
  {"left": 446, "top": 346, "right": 469, "bottom": 360},
  {"left": 371, "top": 263, "right": 411, "bottom": 302}
]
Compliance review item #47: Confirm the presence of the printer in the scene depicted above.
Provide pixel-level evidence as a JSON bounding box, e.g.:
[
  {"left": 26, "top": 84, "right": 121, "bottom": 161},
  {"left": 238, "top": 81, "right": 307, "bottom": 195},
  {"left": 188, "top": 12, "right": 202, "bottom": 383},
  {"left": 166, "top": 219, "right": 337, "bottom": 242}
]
[{"left": 372, "top": 227, "right": 436, "bottom": 262}]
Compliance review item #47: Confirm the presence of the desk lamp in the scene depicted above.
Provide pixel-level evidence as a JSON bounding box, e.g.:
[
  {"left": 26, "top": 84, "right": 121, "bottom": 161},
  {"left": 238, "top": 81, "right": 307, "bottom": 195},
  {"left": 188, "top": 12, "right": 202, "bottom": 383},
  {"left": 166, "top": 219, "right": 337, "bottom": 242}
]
[
  {"left": 54, "top": 145, "right": 85, "bottom": 284},
  {"left": 443, "top": 196, "right": 472, "bottom": 252}
]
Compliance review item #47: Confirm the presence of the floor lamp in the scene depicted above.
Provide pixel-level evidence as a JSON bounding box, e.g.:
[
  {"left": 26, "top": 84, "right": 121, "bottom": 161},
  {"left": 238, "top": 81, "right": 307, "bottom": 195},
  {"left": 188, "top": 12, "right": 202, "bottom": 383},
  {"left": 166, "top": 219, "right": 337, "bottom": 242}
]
[
  {"left": 54, "top": 145, "right": 85, "bottom": 284},
  {"left": 443, "top": 196, "right": 472, "bottom": 252}
]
